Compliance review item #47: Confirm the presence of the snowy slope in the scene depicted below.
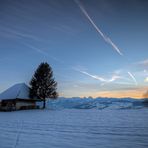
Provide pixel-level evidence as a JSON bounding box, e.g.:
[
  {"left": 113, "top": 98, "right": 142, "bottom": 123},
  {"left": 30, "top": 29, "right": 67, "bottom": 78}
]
[{"left": 0, "top": 109, "right": 148, "bottom": 148}]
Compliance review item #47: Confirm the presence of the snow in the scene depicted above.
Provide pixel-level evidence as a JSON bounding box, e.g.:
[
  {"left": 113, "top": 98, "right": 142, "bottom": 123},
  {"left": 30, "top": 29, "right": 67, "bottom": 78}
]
[
  {"left": 0, "top": 108, "right": 148, "bottom": 148},
  {"left": 0, "top": 83, "right": 30, "bottom": 100},
  {"left": 0, "top": 98, "right": 148, "bottom": 148}
]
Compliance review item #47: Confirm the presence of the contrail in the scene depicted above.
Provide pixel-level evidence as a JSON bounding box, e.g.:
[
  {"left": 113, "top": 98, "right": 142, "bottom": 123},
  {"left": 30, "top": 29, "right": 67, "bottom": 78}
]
[
  {"left": 74, "top": 0, "right": 123, "bottom": 56},
  {"left": 22, "top": 42, "right": 65, "bottom": 64},
  {"left": 128, "top": 72, "right": 138, "bottom": 86},
  {"left": 77, "top": 69, "right": 136, "bottom": 86},
  {"left": 79, "top": 71, "right": 106, "bottom": 81},
  {"left": 78, "top": 70, "right": 121, "bottom": 83}
]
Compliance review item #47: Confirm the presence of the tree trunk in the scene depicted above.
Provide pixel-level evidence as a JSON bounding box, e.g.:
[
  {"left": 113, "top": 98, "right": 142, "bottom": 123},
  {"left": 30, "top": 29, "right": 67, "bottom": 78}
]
[{"left": 43, "top": 99, "right": 46, "bottom": 109}]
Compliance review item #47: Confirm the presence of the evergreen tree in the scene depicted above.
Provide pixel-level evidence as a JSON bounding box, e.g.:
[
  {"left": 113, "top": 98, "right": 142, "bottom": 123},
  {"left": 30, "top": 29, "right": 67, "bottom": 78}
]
[{"left": 30, "top": 62, "right": 58, "bottom": 109}]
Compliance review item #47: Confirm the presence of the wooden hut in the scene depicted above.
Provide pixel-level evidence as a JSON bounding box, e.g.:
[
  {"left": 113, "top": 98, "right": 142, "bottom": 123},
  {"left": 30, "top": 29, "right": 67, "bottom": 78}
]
[{"left": 0, "top": 83, "right": 40, "bottom": 111}]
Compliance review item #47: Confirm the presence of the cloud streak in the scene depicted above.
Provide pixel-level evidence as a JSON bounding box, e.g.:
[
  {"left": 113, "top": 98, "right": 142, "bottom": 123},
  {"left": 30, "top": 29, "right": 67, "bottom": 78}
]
[
  {"left": 0, "top": 26, "right": 42, "bottom": 42},
  {"left": 74, "top": 0, "right": 123, "bottom": 56},
  {"left": 128, "top": 71, "right": 138, "bottom": 86},
  {"left": 137, "top": 59, "right": 148, "bottom": 66}
]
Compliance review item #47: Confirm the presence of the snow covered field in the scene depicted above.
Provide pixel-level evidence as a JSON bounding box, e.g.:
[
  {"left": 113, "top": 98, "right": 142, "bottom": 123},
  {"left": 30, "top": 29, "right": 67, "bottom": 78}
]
[{"left": 0, "top": 99, "right": 148, "bottom": 148}]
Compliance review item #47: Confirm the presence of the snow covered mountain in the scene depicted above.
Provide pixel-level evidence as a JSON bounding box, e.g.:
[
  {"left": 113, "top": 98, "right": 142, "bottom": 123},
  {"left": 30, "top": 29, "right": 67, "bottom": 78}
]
[{"left": 45, "top": 97, "right": 146, "bottom": 110}]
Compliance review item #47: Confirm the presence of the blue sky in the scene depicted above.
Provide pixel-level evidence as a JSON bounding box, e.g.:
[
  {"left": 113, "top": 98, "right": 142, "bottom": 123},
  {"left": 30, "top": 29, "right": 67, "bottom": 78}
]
[{"left": 0, "top": 0, "right": 148, "bottom": 98}]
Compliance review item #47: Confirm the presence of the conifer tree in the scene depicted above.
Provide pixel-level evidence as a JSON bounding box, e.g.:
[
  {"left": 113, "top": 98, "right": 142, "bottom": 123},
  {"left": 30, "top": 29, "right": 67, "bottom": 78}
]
[{"left": 30, "top": 62, "right": 58, "bottom": 108}]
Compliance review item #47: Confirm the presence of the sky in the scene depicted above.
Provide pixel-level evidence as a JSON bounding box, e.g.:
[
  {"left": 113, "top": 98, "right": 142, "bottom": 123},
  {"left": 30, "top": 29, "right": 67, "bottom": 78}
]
[{"left": 0, "top": 0, "right": 148, "bottom": 98}]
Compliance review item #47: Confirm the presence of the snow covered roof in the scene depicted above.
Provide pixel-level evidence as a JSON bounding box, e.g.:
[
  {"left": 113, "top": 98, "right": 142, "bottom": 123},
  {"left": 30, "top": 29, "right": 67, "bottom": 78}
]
[{"left": 0, "top": 83, "right": 31, "bottom": 100}]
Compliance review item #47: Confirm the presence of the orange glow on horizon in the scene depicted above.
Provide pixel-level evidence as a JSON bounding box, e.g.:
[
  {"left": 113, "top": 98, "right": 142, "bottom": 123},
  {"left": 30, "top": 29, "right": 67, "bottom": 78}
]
[
  {"left": 61, "top": 86, "right": 148, "bottom": 99},
  {"left": 92, "top": 87, "right": 148, "bottom": 99}
]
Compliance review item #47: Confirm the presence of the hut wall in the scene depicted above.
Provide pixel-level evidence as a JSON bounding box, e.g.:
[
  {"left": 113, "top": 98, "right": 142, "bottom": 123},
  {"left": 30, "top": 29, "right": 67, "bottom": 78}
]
[{"left": 16, "top": 101, "right": 36, "bottom": 110}]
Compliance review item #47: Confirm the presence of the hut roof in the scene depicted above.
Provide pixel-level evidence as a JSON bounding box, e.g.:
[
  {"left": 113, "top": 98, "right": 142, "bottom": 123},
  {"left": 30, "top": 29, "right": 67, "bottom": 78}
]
[{"left": 0, "top": 83, "right": 31, "bottom": 100}]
